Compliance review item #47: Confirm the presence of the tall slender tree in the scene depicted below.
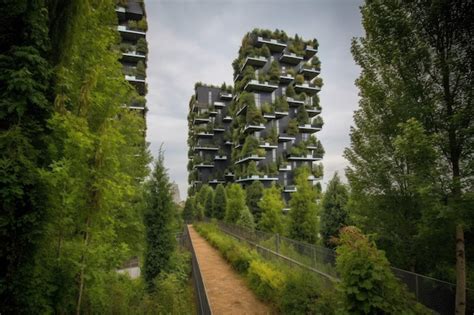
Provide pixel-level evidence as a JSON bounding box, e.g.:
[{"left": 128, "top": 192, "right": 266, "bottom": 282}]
[
  {"left": 347, "top": 1, "right": 473, "bottom": 311},
  {"left": 143, "top": 150, "right": 175, "bottom": 292},
  {"left": 245, "top": 181, "right": 264, "bottom": 223},
  {"left": 258, "top": 184, "right": 286, "bottom": 234},
  {"left": 213, "top": 184, "right": 227, "bottom": 220}
]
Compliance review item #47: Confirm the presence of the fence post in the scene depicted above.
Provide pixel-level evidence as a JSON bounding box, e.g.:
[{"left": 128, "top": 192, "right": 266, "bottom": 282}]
[
  {"left": 275, "top": 233, "right": 280, "bottom": 253},
  {"left": 415, "top": 274, "right": 419, "bottom": 300}
]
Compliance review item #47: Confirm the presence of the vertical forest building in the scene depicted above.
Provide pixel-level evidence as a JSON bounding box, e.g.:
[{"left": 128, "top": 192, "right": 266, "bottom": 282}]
[
  {"left": 188, "top": 29, "right": 324, "bottom": 206},
  {"left": 116, "top": 0, "right": 148, "bottom": 114}
]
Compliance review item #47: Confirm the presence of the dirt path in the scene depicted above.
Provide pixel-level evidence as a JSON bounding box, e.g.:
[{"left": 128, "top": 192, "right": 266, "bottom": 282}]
[{"left": 188, "top": 225, "right": 273, "bottom": 315}]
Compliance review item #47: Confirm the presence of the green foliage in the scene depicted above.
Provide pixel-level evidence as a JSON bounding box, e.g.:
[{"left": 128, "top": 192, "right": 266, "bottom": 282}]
[
  {"left": 237, "top": 205, "right": 255, "bottom": 230},
  {"left": 143, "top": 151, "right": 176, "bottom": 292},
  {"left": 246, "top": 181, "right": 264, "bottom": 222},
  {"left": 204, "top": 186, "right": 214, "bottom": 217},
  {"left": 247, "top": 260, "right": 286, "bottom": 302},
  {"left": 321, "top": 172, "right": 349, "bottom": 248},
  {"left": 288, "top": 167, "right": 319, "bottom": 244},
  {"left": 296, "top": 106, "right": 309, "bottom": 125},
  {"left": 225, "top": 184, "right": 249, "bottom": 224},
  {"left": 182, "top": 197, "right": 196, "bottom": 221},
  {"left": 268, "top": 60, "right": 280, "bottom": 83},
  {"left": 286, "top": 118, "right": 299, "bottom": 136},
  {"left": 285, "top": 85, "right": 296, "bottom": 97},
  {"left": 135, "top": 38, "right": 148, "bottom": 54},
  {"left": 280, "top": 271, "right": 322, "bottom": 315},
  {"left": 295, "top": 75, "right": 304, "bottom": 85},
  {"left": 137, "top": 18, "right": 148, "bottom": 31},
  {"left": 213, "top": 184, "right": 227, "bottom": 220},
  {"left": 241, "top": 135, "right": 259, "bottom": 157},
  {"left": 258, "top": 185, "right": 286, "bottom": 234},
  {"left": 274, "top": 96, "right": 289, "bottom": 112},
  {"left": 246, "top": 101, "right": 264, "bottom": 125},
  {"left": 136, "top": 60, "right": 146, "bottom": 78},
  {"left": 336, "top": 226, "right": 430, "bottom": 314},
  {"left": 261, "top": 102, "right": 272, "bottom": 114}
]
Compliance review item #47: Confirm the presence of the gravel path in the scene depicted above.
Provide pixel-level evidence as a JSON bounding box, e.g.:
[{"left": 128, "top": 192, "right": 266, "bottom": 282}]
[{"left": 188, "top": 225, "right": 273, "bottom": 315}]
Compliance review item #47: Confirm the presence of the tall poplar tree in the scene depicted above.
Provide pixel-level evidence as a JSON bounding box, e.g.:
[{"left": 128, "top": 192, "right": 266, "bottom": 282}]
[
  {"left": 213, "top": 184, "right": 227, "bottom": 220},
  {"left": 346, "top": 1, "right": 473, "bottom": 311}
]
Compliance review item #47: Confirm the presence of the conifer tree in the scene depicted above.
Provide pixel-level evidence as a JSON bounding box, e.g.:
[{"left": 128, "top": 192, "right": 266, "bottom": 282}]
[
  {"left": 183, "top": 197, "right": 196, "bottom": 222},
  {"left": 258, "top": 185, "right": 286, "bottom": 234},
  {"left": 213, "top": 184, "right": 227, "bottom": 220},
  {"left": 245, "top": 181, "right": 264, "bottom": 223}
]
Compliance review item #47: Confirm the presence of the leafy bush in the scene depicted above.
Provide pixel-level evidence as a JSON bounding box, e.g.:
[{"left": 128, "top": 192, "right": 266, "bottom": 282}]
[
  {"left": 296, "top": 106, "right": 309, "bottom": 125},
  {"left": 274, "top": 96, "right": 289, "bottom": 112},
  {"left": 137, "top": 18, "right": 148, "bottom": 31},
  {"left": 280, "top": 271, "right": 322, "bottom": 315},
  {"left": 295, "top": 74, "right": 305, "bottom": 85},
  {"left": 247, "top": 260, "right": 286, "bottom": 302},
  {"left": 285, "top": 84, "right": 296, "bottom": 97},
  {"left": 268, "top": 60, "right": 280, "bottom": 83},
  {"left": 136, "top": 38, "right": 148, "bottom": 54},
  {"left": 286, "top": 119, "right": 299, "bottom": 136},
  {"left": 314, "top": 77, "right": 323, "bottom": 87}
]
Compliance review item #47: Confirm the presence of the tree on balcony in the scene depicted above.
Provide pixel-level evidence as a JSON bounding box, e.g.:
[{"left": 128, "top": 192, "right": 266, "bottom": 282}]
[
  {"left": 313, "top": 115, "right": 324, "bottom": 128},
  {"left": 295, "top": 74, "right": 305, "bottom": 85},
  {"left": 246, "top": 161, "right": 260, "bottom": 177},
  {"left": 311, "top": 55, "right": 321, "bottom": 69},
  {"left": 241, "top": 136, "right": 259, "bottom": 157},
  {"left": 313, "top": 77, "right": 323, "bottom": 88},
  {"left": 286, "top": 84, "right": 296, "bottom": 97},
  {"left": 268, "top": 60, "right": 280, "bottom": 83},
  {"left": 136, "top": 60, "right": 146, "bottom": 78},
  {"left": 261, "top": 102, "right": 273, "bottom": 114},
  {"left": 137, "top": 18, "right": 148, "bottom": 31},
  {"left": 258, "top": 185, "right": 286, "bottom": 234},
  {"left": 289, "top": 142, "right": 308, "bottom": 157},
  {"left": 136, "top": 38, "right": 148, "bottom": 54},
  {"left": 265, "top": 126, "right": 278, "bottom": 145},
  {"left": 246, "top": 102, "right": 265, "bottom": 125},
  {"left": 296, "top": 106, "right": 309, "bottom": 125},
  {"left": 287, "top": 119, "right": 299, "bottom": 136},
  {"left": 274, "top": 96, "right": 289, "bottom": 112}
]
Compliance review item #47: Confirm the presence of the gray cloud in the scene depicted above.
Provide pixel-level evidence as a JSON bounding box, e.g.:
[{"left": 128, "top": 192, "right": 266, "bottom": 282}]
[{"left": 145, "top": 0, "right": 364, "bottom": 198}]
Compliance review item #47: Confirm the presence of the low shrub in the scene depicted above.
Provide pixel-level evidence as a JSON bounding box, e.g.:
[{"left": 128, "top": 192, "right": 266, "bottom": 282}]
[
  {"left": 247, "top": 260, "right": 286, "bottom": 302},
  {"left": 280, "top": 271, "right": 321, "bottom": 314}
]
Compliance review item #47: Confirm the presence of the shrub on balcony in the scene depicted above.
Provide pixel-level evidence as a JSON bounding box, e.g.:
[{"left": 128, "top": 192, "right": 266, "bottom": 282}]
[
  {"left": 313, "top": 77, "right": 323, "bottom": 88},
  {"left": 136, "top": 38, "right": 148, "bottom": 54},
  {"left": 265, "top": 126, "right": 278, "bottom": 145},
  {"left": 246, "top": 102, "right": 265, "bottom": 125},
  {"left": 268, "top": 60, "right": 280, "bottom": 83},
  {"left": 257, "top": 73, "right": 269, "bottom": 83},
  {"left": 307, "top": 38, "right": 319, "bottom": 50},
  {"left": 120, "top": 42, "right": 132, "bottom": 53},
  {"left": 312, "top": 163, "right": 324, "bottom": 178},
  {"left": 311, "top": 56, "right": 321, "bottom": 69},
  {"left": 247, "top": 161, "right": 260, "bottom": 177},
  {"left": 286, "top": 119, "right": 299, "bottom": 136},
  {"left": 274, "top": 96, "right": 289, "bottom": 112},
  {"left": 137, "top": 18, "right": 148, "bottom": 31},
  {"left": 295, "top": 92, "right": 307, "bottom": 101},
  {"left": 241, "top": 136, "right": 259, "bottom": 157},
  {"left": 287, "top": 35, "right": 305, "bottom": 56},
  {"left": 127, "top": 20, "right": 137, "bottom": 30},
  {"left": 256, "top": 148, "right": 266, "bottom": 157},
  {"left": 289, "top": 142, "right": 308, "bottom": 157},
  {"left": 296, "top": 106, "right": 309, "bottom": 125},
  {"left": 295, "top": 74, "right": 305, "bottom": 85},
  {"left": 285, "top": 84, "right": 295, "bottom": 97},
  {"left": 313, "top": 115, "right": 324, "bottom": 128},
  {"left": 136, "top": 60, "right": 146, "bottom": 78},
  {"left": 261, "top": 102, "right": 273, "bottom": 114}
]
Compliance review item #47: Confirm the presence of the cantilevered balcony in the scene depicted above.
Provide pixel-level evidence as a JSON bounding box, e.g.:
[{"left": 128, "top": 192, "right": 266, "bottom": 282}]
[
  {"left": 235, "top": 104, "right": 247, "bottom": 116},
  {"left": 279, "top": 73, "right": 294, "bottom": 84},
  {"left": 224, "top": 172, "right": 235, "bottom": 178},
  {"left": 299, "top": 66, "right": 321, "bottom": 80},
  {"left": 209, "top": 179, "right": 225, "bottom": 185},
  {"left": 235, "top": 154, "right": 266, "bottom": 165},
  {"left": 236, "top": 175, "right": 279, "bottom": 183},
  {"left": 287, "top": 153, "right": 322, "bottom": 161},
  {"left": 241, "top": 56, "right": 267, "bottom": 71},
  {"left": 223, "top": 115, "right": 233, "bottom": 122},
  {"left": 224, "top": 140, "right": 234, "bottom": 146},
  {"left": 263, "top": 113, "right": 276, "bottom": 120},
  {"left": 306, "top": 107, "right": 322, "bottom": 117},
  {"left": 275, "top": 111, "right": 289, "bottom": 118},
  {"left": 121, "top": 51, "right": 146, "bottom": 63},
  {"left": 279, "top": 164, "right": 292, "bottom": 172},
  {"left": 287, "top": 97, "right": 304, "bottom": 107},
  {"left": 244, "top": 80, "right": 278, "bottom": 92},
  {"left": 244, "top": 123, "right": 265, "bottom": 133},
  {"left": 125, "top": 75, "right": 145, "bottom": 84},
  {"left": 298, "top": 123, "right": 322, "bottom": 133},
  {"left": 196, "top": 131, "right": 214, "bottom": 138},
  {"left": 219, "top": 92, "right": 233, "bottom": 100},
  {"left": 117, "top": 25, "right": 146, "bottom": 41},
  {"left": 256, "top": 36, "right": 287, "bottom": 52},
  {"left": 278, "top": 134, "right": 296, "bottom": 142},
  {"left": 213, "top": 101, "right": 226, "bottom": 108},
  {"left": 194, "top": 163, "right": 214, "bottom": 169},
  {"left": 259, "top": 142, "right": 278, "bottom": 150},
  {"left": 294, "top": 82, "right": 321, "bottom": 95},
  {"left": 280, "top": 52, "right": 304, "bottom": 65},
  {"left": 283, "top": 185, "right": 297, "bottom": 193},
  {"left": 214, "top": 155, "right": 227, "bottom": 161},
  {"left": 193, "top": 117, "right": 210, "bottom": 124},
  {"left": 305, "top": 45, "right": 318, "bottom": 58},
  {"left": 193, "top": 145, "right": 219, "bottom": 152},
  {"left": 213, "top": 126, "right": 225, "bottom": 132}
]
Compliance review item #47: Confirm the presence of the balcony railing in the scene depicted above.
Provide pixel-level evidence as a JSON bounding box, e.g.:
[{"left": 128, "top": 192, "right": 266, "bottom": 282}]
[
  {"left": 279, "top": 164, "right": 292, "bottom": 172},
  {"left": 234, "top": 154, "right": 266, "bottom": 165},
  {"left": 223, "top": 116, "right": 233, "bottom": 122},
  {"left": 122, "top": 51, "right": 146, "bottom": 62},
  {"left": 279, "top": 73, "right": 294, "bottom": 84},
  {"left": 305, "top": 45, "right": 318, "bottom": 58},
  {"left": 194, "top": 163, "right": 215, "bottom": 169},
  {"left": 278, "top": 134, "right": 296, "bottom": 142},
  {"left": 209, "top": 179, "right": 225, "bottom": 185},
  {"left": 294, "top": 82, "right": 321, "bottom": 95},
  {"left": 193, "top": 146, "right": 219, "bottom": 151},
  {"left": 275, "top": 110, "right": 289, "bottom": 118},
  {"left": 125, "top": 75, "right": 145, "bottom": 83},
  {"left": 263, "top": 113, "right": 276, "bottom": 119},
  {"left": 287, "top": 153, "right": 322, "bottom": 161},
  {"left": 259, "top": 142, "right": 278, "bottom": 150},
  {"left": 244, "top": 123, "right": 265, "bottom": 133},
  {"left": 241, "top": 56, "right": 267, "bottom": 71},
  {"left": 213, "top": 101, "right": 226, "bottom": 108},
  {"left": 287, "top": 97, "right": 304, "bottom": 107},
  {"left": 196, "top": 132, "right": 214, "bottom": 138},
  {"left": 280, "top": 52, "right": 304, "bottom": 65},
  {"left": 299, "top": 66, "right": 321, "bottom": 80},
  {"left": 117, "top": 25, "right": 146, "bottom": 40},
  {"left": 244, "top": 80, "right": 278, "bottom": 92},
  {"left": 214, "top": 155, "right": 227, "bottom": 161},
  {"left": 256, "top": 36, "right": 287, "bottom": 52},
  {"left": 235, "top": 104, "right": 247, "bottom": 116},
  {"left": 306, "top": 107, "right": 322, "bottom": 117},
  {"left": 219, "top": 92, "right": 233, "bottom": 100},
  {"left": 193, "top": 117, "right": 210, "bottom": 124},
  {"left": 298, "top": 123, "right": 322, "bottom": 133},
  {"left": 236, "top": 175, "right": 279, "bottom": 183}
]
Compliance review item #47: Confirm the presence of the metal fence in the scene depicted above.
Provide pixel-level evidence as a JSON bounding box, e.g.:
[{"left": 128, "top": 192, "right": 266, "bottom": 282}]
[
  {"left": 214, "top": 220, "right": 473, "bottom": 315},
  {"left": 180, "top": 225, "right": 213, "bottom": 315}
]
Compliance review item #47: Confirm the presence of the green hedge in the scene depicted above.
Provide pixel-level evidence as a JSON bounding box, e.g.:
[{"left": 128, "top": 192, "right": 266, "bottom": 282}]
[{"left": 194, "top": 222, "right": 328, "bottom": 313}]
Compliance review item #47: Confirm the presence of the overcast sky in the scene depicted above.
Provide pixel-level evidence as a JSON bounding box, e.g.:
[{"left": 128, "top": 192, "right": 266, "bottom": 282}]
[{"left": 145, "top": 0, "right": 364, "bottom": 200}]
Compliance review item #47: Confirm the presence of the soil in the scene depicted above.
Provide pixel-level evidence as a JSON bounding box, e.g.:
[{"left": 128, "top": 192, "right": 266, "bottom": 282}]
[{"left": 188, "top": 225, "right": 274, "bottom": 315}]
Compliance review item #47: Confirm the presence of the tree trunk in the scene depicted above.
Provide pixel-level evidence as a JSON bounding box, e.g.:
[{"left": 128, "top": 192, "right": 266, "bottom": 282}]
[{"left": 455, "top": 223, "right": 466, "bottom": 314}]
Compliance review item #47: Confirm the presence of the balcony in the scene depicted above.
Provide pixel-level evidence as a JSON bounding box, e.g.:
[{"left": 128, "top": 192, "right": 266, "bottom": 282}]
[
  {"left": 287, "top": 153, "right": 322, "bottom": 161},
  {"left": 193, "top": 117, "right": 210, "bottom": 124},
  {"left": 299, "top": 66, "right": 321, "bottom": 80},
  {"left": 275, "top": 111, "right": 289, "bottom": 118},
  {"left": 307, "top": 175, "right": 322, "bottom": 181},
  {"left": 209, "top": 179, "right": 225, "bottom": 185},
  {"left": 305, "top": 45, "right": 318, "bottom": 59},
  {"left": 280, "top": 52, "right": 304, "bottom": 65},
  {"left": 256, "top": 36, "right": 287, "bottom": 52},
  {"left": 214, "top": 155, "right": 228, "bottom": 161},
  {"left": 287, "top": 97, "right": 304, "bottom": 107},
  {"left": 235, "top": 154, "right": 266, "bottom": 165},
  {"left": 117, "top": 25, "right": 146, "bottom": 41},
  {"left": 196, "top": 132, "right": 214, "bottom": 138},
  {"left": 279, "top": 73, "right": 294, "bottom": 84},
  {"left": 279, "top": 164, "right": 292, "bottom": 172},
  {"left": 306, "top": 107, "right": 322, "bottom": 117},
  {"left": 127, "top": 105, "right": 145, "bottom": 111},
  {"left": 244, "top": 80, "right": 278, "bottom": 92},
  {"left": 298, "top": 123, "right": 322, "bottom": 133},
  {"left": 121, "top": 51, "right": 146, "bottom": 63},
  {"left": 244, "top": 123, "right": 265, "bottom": 133},
  {"left": 213, "top": 127, "right": 225, "bottom": 132},
  {"left": 235, "top": 104, "right": 247, "bottom": 116},
  {"left": 213, "top": 101, "right": 226, "bottom": 108},
  {"left": 294, "top": 82, "right": 321, "bottom": 95},
  {"left": 223, "top": 115, "right": 233, "bottom": 122},
  {"left": 283, "top": 185, "right": 297, "bottom": 193},
  {"left": 219, "top": 92, "right": 233, "bottom": 100},
  {"left": 236, "top": 175, "right": 279, "bottom": 183},
  {"left": 193, "top": 146, "right": 219, "bottom": 152},
  {"left": 125, "top": 75, "right": 145, "bottom": 84},
  {"left": 241, "top": 56, "right": 267, "bottom": 71},
  {"left": 278, "top": 134, "right": 295, "bottom": 142},
  {"left": 209, "top": 109, "right": 218, "bottom": 116},
  {"left": 263, "top": 113, "right": 276, "bottom": 120},
  {"left": 224, "top": 140, "right": 234, "bottom": 146},
  {"left": 224, "top": 172, "right": 235, "bottom": 178},
  {"left": 259, "top": 142, "right": 278, "bottom": 150},
  {"left": 194, "top": 163, "right": 214, "bottom": 169}
]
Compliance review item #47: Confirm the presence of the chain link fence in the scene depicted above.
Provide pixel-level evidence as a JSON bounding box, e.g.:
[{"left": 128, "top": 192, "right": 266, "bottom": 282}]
[{"left": 214, "top": 220, "right": 473, "bottom": 315}]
